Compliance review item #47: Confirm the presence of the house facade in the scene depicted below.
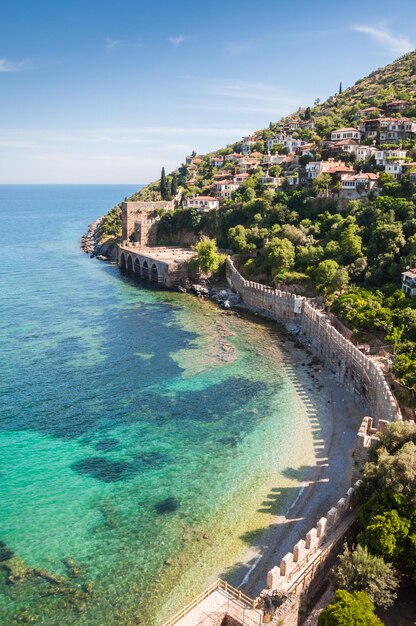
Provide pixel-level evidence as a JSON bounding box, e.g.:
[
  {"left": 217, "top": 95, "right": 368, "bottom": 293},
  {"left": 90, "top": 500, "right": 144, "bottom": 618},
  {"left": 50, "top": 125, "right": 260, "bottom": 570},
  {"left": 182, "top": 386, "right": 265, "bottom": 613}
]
[
  {"left": 402, "top": 268, "right": 416, "bottom": 296},
  {"left": 183, "top": 196, "right": 219, "bottom": 212},
  {"left": 340, "top": 173, "right": 379, "bottom": 198},
  {"left": 330, "top": 127, "right": 362, "bottom": 141}
]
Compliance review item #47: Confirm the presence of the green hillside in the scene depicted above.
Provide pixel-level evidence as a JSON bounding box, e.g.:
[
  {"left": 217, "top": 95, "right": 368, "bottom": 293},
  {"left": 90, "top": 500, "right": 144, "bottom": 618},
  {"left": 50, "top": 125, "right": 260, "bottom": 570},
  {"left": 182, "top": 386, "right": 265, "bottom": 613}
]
[{"left": 100, "top": 51, "right": 416, "bottom": 408}]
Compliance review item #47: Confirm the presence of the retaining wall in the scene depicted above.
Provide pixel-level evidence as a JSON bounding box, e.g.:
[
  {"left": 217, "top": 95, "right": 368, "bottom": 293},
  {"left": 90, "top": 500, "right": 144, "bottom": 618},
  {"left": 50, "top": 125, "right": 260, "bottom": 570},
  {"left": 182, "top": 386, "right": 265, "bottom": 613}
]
[{"left": 226, "top": 258, "right": 401, "bottom": 424}]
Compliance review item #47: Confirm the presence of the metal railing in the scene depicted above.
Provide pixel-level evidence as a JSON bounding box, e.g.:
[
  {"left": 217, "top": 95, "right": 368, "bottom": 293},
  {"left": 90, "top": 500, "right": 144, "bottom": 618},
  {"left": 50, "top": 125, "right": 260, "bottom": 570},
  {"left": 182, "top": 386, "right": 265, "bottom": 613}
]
[{"left": 162, "top": 578, "right": 261, "bottom": 626}]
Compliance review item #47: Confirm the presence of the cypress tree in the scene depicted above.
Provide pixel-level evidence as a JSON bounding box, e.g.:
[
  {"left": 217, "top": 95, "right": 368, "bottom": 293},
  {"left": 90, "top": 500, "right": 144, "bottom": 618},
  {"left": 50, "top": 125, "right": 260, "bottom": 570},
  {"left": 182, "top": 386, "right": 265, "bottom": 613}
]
[
  {"left": 160, "top": 167, "right": 168, "bottom": 200},
  {"left": 339, "top": 81, "right": 343, "bottom": 94},
  {"left": 171, "top": 172, "right": 178, "bottom": 197}
]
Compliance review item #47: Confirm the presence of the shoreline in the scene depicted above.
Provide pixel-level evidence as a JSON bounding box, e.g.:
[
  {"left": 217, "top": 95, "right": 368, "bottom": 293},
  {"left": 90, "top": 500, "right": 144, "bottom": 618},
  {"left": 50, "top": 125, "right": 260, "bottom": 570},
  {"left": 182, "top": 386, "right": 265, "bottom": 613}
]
[
  {"left": 212, "top": 307, "right": 363, "bottom": 598},
  {"left": 81, "top": 238, "right": 366, "bottom": 617}
]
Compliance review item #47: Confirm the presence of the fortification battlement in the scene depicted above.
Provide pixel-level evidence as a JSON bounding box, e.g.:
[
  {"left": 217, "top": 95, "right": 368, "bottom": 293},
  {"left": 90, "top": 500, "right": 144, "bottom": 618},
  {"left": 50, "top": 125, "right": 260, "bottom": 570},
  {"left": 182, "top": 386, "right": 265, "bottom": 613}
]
[
  {"left": 226, "top": 258, "right": 401, "bottom": 424},
  {"left": 121, "top": 200, "right": 175, "bottom": 244},
  {"left": 266, "top": 481, "right": 361, "bottom": 593}
]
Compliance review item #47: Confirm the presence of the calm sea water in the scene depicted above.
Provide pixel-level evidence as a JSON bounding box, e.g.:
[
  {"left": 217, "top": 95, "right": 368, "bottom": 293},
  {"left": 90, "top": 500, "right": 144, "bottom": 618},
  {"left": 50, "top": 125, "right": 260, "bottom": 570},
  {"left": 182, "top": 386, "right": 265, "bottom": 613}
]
[{"left": 0, "top": 185, "right": 317, "bottom": 625}]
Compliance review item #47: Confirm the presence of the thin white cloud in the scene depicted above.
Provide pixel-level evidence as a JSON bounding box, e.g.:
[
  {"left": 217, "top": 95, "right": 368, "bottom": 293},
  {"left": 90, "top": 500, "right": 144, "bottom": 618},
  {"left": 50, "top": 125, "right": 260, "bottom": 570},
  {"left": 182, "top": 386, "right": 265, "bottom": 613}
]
[
  {"left": 197, "top": 79, "right": 304, "bottom": 118},
  {"left": 0, "top": 127, "right": 252, "bottom": 147},
  {"left": 168, "top": 35, "right": 189, "bottom": 46},
  {"left": 225, "top": 41, "right": 255, "bottom": 57},
  {"left": 203, "top": 80, "right": 300, "bottom": 106},
  {"left": 104, "top": 37, "right": 122, "bottom": 53},
  {"left": 353, "top": 24, "right": 414, "bottom": 55},
  {"left": 0, "top": 58, "right": 31, "bottom": 72}
]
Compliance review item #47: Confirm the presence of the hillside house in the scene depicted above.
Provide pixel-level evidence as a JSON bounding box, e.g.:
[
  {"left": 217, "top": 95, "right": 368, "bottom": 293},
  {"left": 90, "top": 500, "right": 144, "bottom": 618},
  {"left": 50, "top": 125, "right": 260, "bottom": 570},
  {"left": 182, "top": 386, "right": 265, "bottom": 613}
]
[
  {"left": 305, "top": 159, "right": 349, "bottom": 180},
  {"left": 355, "top": 145, "right": 377, "bottom": 161},
  {"left": 210, "top": 156, "right": 224, "bottom": 168},
  {"left": 330, "top": 138, "right": 360, "bottom": 154},
  {"left": 330, "top": 127, "right": 362, "bottom": 141},
  {"left": 385, "top": 161, "right": 405, "bottom": 179},
  {"left": 259, "top": 173, "right": 282, "bottom": 188},
  {"left": 267, "top": 135, "right": 305, "bottom": 152},
  {"left": 360, "top": 118, "right": 416, "bottom": 142},
  {"left": 326, "top": 163, "right": 356, "bottom": 180},
  {"left": 240, "top": 135, "right": 257, "bottom": 154},
  {"left": 233, "top": 173, "right": 250, "bottom": 184},
  {"left": 261, "top": 154, "right": 287, "bottom": 167},
  {"left": 402, "top": 267, "right": 416, "bottom": 296},
  {"left": 183, "top": 196, "right": 219, "bottom": 212},
  {"left": 375, "top": 148, "right": 407, "bottom": 166},
  {"left": 360, "top": 106, "right": 383, "bottom": 118},
  {"left": 296, "top": 142, "right": 315, "bottom": 157},
  {"left": 215, "top": 180, "right": 240, "bottom": 199},
  {"left": 285, "top": 171, "right": 300, "bottom": 186},
  {"left": 237, "top": 158, "right": 260, "bottom": 174},
  {"left": 341, "top": 172, "right": 378, "bottom": 198},
  {"left": 385, "top": 99, "right": 412, "bottom": 113},
  {"left": 283, "top": 118, "right": 304, "bottom": 131},
  {"left": 225, "top": 152, "right": 243, "bottom": 162}
]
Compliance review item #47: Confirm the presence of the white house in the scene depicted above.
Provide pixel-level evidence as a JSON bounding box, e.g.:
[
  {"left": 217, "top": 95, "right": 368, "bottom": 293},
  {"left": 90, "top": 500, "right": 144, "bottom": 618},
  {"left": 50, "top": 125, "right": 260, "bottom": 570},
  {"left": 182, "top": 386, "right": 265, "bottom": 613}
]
[
  {"left": 210, "top": 155, "right": 224, "bottom": 168},
  {"left": 261, "top": 154, "right": 287, "bottom": 167},
  {"left": 237, "top": 158, "right": 259, "bottom": 174},
  {"left": 267, "top": 134, "right": 305, "bottom": 153},
  {"left": 379, "top": 118, "right": 416, "bottom": 142},
  {"left": 375, "top": 149, "right": 407, "bottom": 166},
  {"left": 402, "top": 268, "right": 416, "bottom": 296},
  {"left": 259, "top": 172, "right": 282, "bottom": 188},
  {"left": 285, "top": 172, "right": 300, "bottom": 186},
  {"left": 183, "top": 196, "right": 219, "bottom": 212},
  {"left": 240, "top": 135, "right": 257, "bottom": 155},
  {"left": 225, "top": 152, "right": 243, "bottom": 162},
  {"left": 305, "top": 161, "right": 324, "bottom": 180},
  {"left": 385, "top": 162, "right": 405, "bottom": 179},
  {"left": 233, "top": 173, "right": 250, "bottom": 184},
  {"left": 331, "top": 139, "right": 360, "bottom": 154},
  {"left": 215, "top": 180, "right": 240, "bottom": 199},
  {"left": 355, "top": 145, "right": 377, "bottom": 161},
  {"left": 340, "top": 172, "right": 378, "bottom": 198},
  {"left": 330, "top": 127, "right": 362, "bottom": 141}
]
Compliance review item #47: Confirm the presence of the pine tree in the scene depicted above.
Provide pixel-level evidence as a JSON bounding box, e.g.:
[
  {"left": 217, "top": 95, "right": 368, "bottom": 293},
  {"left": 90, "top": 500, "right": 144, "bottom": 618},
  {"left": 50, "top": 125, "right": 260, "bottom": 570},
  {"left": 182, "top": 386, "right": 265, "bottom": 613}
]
[
  {"left": 171, "top": 172, "right": 178, "bottom": 197},
  {"left": 160, "top": 167, "right": 169, "bottom": 200}
]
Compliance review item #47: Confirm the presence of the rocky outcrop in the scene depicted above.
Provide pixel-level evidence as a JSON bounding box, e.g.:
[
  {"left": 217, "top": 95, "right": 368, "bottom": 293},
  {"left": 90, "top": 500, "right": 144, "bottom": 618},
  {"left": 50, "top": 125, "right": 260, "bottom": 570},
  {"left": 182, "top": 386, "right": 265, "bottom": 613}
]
[{"left": 80, "top": 218, "right": 119, "bottom": 260}]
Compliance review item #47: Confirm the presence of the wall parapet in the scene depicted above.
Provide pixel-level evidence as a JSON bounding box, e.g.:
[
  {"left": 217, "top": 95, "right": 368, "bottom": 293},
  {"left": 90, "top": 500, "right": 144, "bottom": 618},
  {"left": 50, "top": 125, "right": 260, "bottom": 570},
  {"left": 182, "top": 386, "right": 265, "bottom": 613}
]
[
  {"left": 266, "top": 481, "right": 361, "bottom": 594},
  {"left": 226, "top": 258, "right": 401, "bottom": 424}
]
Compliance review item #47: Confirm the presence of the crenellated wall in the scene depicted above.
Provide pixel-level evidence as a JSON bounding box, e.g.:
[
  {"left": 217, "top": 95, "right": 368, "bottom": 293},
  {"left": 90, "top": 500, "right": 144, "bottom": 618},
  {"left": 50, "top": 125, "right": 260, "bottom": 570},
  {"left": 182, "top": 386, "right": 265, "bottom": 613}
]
[
  {"left": 121, "top": 200, "right": 175, "bottom": 243},
  {"left": 266, "top": 481, "right": 360, "bottom": 595},
  {"left": 226, "top": 258, "right": 401, "bottom": 424}
]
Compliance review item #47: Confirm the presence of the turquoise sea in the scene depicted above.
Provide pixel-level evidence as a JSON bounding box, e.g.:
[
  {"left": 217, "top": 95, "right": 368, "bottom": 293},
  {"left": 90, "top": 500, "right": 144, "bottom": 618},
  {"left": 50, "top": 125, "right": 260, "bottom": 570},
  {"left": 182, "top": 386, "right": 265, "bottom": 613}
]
[{"left": 0, "top": 185, "right": 319, "bottom": 625}]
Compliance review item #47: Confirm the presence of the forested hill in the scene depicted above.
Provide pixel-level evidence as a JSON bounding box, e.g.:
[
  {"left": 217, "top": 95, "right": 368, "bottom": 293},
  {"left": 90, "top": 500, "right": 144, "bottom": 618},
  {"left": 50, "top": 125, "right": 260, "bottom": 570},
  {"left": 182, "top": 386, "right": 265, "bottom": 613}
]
[{"left": 98, "top": 50, "right": 416, "bottom": 408}]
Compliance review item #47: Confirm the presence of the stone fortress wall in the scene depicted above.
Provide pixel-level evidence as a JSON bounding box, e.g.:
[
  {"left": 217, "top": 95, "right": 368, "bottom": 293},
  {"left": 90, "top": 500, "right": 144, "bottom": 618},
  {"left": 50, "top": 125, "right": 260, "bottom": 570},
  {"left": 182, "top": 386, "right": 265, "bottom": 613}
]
[
  {"left": 121, "top": 200, "right": 175, "bottom": 245},
  {"left": 225, "top": 257, "right": 402, "bottom": 624},
  {"left": 226, "top": 258, "right": 401, "bottom": 424}
]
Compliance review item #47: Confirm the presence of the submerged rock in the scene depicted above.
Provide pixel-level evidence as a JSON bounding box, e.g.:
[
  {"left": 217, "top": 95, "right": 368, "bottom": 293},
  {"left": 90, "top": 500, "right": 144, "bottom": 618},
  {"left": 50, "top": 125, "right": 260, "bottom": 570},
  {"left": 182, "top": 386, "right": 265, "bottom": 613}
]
[
  {"left": 0, "top": 541, "right": 14, "bottom": 562},
  {"left": 33, "top": 568, "right": 68, "bottom": 585},
  {"left": 95, "top": 438, "right": 119, "bottom": 452},
  {"left": 71, "top": 457, "right": 134, "bottom": 482},
  {"left": 154, "top": 497, "right": 179, "bottom": 514},
  {"left": 62, "top": 557, "right": 86, "bottom": 578},
  {"left": 2, "top": 555, "right": 31, "bottom": 585}
]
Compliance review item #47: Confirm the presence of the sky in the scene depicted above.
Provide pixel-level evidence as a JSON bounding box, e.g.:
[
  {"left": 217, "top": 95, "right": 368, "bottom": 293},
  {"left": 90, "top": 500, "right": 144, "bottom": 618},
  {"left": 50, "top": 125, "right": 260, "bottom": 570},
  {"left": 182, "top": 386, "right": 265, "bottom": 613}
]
[{"left": 0, "top": 0, "right": 415, "bottom": 184}]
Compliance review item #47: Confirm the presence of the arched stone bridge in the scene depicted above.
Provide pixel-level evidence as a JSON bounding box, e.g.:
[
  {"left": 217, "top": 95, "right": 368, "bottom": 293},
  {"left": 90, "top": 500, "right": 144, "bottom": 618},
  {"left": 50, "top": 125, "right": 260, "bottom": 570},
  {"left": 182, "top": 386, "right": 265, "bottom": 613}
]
[{"left": 118, "top": 244, "right": 194, "bottom": 288}]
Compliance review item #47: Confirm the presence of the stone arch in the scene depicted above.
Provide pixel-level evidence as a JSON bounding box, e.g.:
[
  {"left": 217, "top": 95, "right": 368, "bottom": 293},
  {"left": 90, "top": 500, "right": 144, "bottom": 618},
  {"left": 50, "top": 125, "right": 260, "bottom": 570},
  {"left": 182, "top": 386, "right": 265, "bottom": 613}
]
[
  {"left": 150, "top": 263, "right": 158, "bottom": 283},
  {"left": 142, "top": 260, "right": 149, "bottom": 280},
  {"left": 119, "top": 252, "right": 126, "bottom": 269},
  {"left": 127, "top": 255, "right": 133, "bottom": 272},
  {"left": 134, "top": 257, "right": 141, "bottom": 275}
]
